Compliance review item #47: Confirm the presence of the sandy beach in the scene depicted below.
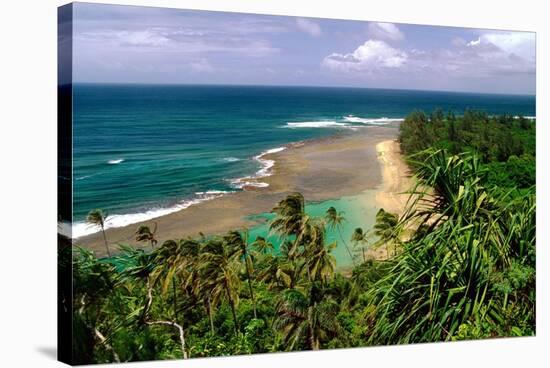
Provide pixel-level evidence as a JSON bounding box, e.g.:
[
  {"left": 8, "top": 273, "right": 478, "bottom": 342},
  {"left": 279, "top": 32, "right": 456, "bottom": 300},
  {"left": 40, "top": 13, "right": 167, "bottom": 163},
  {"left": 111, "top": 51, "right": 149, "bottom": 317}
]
[
  {"left": 374, "top": 140, "right": 413, "bottom": 214},
  {"left": 76, "top": 125, "right": 411, "bottom": 257}
]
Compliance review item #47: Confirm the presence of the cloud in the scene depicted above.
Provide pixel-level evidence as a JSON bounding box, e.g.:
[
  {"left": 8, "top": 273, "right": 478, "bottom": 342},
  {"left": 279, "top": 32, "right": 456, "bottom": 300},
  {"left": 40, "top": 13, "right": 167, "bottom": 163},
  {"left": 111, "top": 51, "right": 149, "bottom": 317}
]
[
  {"left": 322, "top": 40, "right": 407, "bottom": 72},
  {"left": 296, "top": 18, "right": 322, "bottom": 37},
  {"left": 467, "top": 38, "right": 481, "bottom": 47},
  {"left": 323, "top": 30, "right": 535, "bottom": 80},
  {"left": 476, "top": 32, "right": 535, "bottom": 61},
  {"left": 368, "top": 22, "right": 404, "bottom": 41},
  {"left": 117, "top": 30, "right": 171, "bottom": 47},
  {"left": 450, "top": 32, "right": 535, "bottom": 76},
  {"left": 76, "top": 27, "right": 279, "bottom": 56}
]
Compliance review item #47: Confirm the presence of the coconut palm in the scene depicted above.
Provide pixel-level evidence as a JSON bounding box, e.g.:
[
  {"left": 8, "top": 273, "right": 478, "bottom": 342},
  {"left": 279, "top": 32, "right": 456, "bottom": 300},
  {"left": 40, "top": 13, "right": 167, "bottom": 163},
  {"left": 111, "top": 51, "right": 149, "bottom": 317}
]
[
  {"left": 299, "top": 216, "right": 336, "bottom": 284},
  {"left": 86, "top": 209, "right": 110, "bottom": 257},
  {"left": 373, "top": 208, "right": 400, "bottom": 257},
  {"left": 271, "top": 193, "right": 305, "bottom": 236},
  {"left": 351, "top": 227, "right": 369, "bottom": 262},
  {"left": 151, "top": 239, "right": 201, "bottom": 323},
  {"left": 257, "top": 254, "right": 292, "bottom": 290},
  {"left": 122, "top": 246, "right": 189, "bottom": 359},
  {"left": 325, "top": 206, "right": 355, "bottom": 265},
  {"left": 256, "top": 239, "right": 306, "bottom": 291},
  {"left": 251, "top": 235, "right": 274, "bottom": 255},
  {"left": 72, "top": 247, "right": 121, "bottom": 363},
  {"left": 305, "top": 241, "right": 336, "bottom": 285},
  {"left": 154, "top": 238, "right": 216, "bottom": 335},
  {"left": 135, "top": 223, "right": 158, "bottom": 250},
  {"left": 270, "top": 193, "right": 307, "bottom": 256},
  {"left": 116, "top": 245, "right": 190, "bottom": 359},
  {"left": 274, "top": 284, "right": 340, "bottom": 351},
  {"left": 224, "top": 230, "right": 258, "bottom": 319},
  {"left": 199, "top": 238, "right": 241, "bottom": 335}
]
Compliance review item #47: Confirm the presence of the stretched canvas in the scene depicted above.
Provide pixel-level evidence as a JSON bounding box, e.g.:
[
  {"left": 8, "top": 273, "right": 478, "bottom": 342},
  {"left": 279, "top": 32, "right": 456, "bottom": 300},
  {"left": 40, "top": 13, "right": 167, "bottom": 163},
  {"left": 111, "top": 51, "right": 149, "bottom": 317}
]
[{"left": 58, "top": 2, "right": 536, "bottom": 365}]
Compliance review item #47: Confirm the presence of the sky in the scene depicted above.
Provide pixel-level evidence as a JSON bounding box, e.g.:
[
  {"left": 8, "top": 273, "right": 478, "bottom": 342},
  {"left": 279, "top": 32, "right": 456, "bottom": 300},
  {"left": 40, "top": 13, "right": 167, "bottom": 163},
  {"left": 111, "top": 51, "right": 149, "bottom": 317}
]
[{"left": 71, "top": 2, "right": 536, "bottom": 94}]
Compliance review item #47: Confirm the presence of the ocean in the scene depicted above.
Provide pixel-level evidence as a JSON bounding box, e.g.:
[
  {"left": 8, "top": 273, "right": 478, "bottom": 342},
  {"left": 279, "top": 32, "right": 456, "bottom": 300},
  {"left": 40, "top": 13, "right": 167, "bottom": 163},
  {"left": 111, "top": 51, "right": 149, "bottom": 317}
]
[{"left": 72, "top": 84, "right": 535, "bottom": 237}]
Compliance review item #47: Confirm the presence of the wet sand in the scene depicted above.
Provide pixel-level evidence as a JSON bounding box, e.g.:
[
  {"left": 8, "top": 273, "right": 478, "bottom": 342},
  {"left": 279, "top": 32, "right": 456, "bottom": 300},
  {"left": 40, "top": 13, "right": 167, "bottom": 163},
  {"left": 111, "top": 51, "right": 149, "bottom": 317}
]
[{"left": 76, "top": 125, "right": 403, "bottom": 257}]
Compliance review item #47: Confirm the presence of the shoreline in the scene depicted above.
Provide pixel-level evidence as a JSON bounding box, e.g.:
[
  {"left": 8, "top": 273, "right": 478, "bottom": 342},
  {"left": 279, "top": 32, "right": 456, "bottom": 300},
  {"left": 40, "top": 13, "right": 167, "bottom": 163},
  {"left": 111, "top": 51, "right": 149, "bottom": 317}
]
[
  {"left": 374, "top": 139, "right": 412, "bottom": 215},
  {"left": 75, "top": 125, "right": 409, "bottom": 257},
  {"left": 355, "top": 139, "right": 412, "bottom": 263}
]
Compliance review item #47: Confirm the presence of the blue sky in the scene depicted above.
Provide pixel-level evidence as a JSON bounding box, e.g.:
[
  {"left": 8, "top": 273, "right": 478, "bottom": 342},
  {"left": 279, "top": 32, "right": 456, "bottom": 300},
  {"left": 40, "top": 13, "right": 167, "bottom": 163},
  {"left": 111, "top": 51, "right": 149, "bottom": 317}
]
[{"left": 72, "top": 2, "right": 536, "bottom": 94}]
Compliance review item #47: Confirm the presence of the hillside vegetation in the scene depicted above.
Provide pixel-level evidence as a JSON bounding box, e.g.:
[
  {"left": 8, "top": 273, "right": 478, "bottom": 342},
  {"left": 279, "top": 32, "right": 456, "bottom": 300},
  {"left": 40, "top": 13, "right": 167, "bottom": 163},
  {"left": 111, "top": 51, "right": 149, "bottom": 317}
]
[{"left": 62, "top": 109, "right": 536, "bottom": 364}]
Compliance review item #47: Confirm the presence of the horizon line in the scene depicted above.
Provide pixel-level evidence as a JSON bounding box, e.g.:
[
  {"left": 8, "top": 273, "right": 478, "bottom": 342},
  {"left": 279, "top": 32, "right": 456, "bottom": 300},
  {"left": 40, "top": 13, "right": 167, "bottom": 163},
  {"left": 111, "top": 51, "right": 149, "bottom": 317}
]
[{"left": 69, "top": 81, "right": 536, "bottom": 97}]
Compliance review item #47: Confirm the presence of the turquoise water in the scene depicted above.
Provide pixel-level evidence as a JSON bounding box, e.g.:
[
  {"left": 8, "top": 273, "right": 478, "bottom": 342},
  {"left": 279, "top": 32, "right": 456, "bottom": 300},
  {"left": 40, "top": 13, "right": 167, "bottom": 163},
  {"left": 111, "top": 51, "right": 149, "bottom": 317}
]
[
  {"left": 72, "top": 84, "right": 535, "bottom": 237},
  {"left": 247, "top": 190, "right": 379, "bottom": 269}
]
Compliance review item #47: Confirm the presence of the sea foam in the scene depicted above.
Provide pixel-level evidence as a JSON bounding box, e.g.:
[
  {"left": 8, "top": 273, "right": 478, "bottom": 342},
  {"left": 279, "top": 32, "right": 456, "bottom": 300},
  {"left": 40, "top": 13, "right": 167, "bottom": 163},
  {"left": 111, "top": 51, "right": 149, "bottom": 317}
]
[
  {"left": 231, "top": 147, "right": 286, "bottom": 189},
  {"left": 75, "top": 174, "right": 93, "bottom": 181},
  {"left": 72, "top": 147, "right": 288, "bottom": 238},
  {"left": 107, "top": 159, "right": 124, "bottom": 164},
  {"left": 71, "top": 190, "right": 231, "bottom": 238},
  {"left": 220, "top": 157, "right": 241, "bottom": 162},
  {"left": 343, "top": 115, "right": 405, "bottom": 125},
  {"left": 285, "top": 121, "right": 351, "bottom": 128}
]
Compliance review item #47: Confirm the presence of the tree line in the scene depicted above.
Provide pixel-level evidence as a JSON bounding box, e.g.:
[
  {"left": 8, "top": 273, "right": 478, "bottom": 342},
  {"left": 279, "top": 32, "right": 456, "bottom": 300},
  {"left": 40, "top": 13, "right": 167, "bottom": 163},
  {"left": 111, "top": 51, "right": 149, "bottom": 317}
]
[{"left": 399, "top": 109, "right": 535, "bottom": 189}]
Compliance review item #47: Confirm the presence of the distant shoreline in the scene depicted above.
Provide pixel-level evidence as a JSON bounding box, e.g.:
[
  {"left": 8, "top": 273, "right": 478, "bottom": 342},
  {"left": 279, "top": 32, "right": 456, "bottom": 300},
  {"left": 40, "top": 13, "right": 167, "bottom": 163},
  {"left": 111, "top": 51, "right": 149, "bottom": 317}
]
[{"left": 76, "top": 124, "right": 404, "bottom": 256}]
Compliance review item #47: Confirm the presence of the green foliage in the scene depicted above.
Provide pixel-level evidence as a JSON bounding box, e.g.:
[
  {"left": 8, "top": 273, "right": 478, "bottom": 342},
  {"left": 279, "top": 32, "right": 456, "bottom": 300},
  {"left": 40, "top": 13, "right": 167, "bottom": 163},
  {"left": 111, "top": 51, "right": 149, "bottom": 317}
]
[
  {"left": 363, "top": 149, "right": 535, "bottom": 344},
  {"left": 399, "top": 109, "right": 536, "bottom": 188},
  {"left": 486, "top": 155, "right": 536, "bottom": 189},
  {"left": 135, "top": 223, "right": 158, "bottom": 249},
  {"left": 70, "top": 110, "right": 535, "bottom": 363}
]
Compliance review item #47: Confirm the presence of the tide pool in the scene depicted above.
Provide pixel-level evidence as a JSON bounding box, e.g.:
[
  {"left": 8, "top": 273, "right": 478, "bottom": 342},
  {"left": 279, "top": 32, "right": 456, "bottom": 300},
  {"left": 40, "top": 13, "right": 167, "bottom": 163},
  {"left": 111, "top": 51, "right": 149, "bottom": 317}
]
[{"left": 246, "top": 190, "right": 381, "bottom": 270}]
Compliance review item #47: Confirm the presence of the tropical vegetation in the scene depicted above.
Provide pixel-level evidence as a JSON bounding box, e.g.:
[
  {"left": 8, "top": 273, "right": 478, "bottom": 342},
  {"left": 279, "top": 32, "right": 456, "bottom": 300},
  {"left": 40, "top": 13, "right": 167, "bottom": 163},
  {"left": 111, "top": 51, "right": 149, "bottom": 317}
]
[{"left": 63, "top": 110, "right": 535, "bottom": 364}]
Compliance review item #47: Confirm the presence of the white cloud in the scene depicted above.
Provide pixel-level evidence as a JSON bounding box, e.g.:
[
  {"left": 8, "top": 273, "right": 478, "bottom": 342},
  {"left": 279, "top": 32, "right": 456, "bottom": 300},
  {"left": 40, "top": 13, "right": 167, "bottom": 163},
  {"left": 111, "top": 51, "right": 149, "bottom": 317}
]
[
  {"left": 467, "top": 37, "right": 481, "bottom": 47},
  {"left": 117, "top": 30, "right": 171, "bottom": 47},
  {"left": 476, "top": 32, "right": 535, "bottom": 61},
  {"left": 323, "top": 40, "right": 407, "bottom": 72},
  {"left": 368, "top": 22, "right": 404, "bottom": 41},
  {"left": 323, "top": 30, "right": 535, "bottom": 80},
  {"left": 296, "top": 18, "right": 322, "bottom": 37},
  {"left": 76, "top": 27, "right": 279, "bottom": 56}
]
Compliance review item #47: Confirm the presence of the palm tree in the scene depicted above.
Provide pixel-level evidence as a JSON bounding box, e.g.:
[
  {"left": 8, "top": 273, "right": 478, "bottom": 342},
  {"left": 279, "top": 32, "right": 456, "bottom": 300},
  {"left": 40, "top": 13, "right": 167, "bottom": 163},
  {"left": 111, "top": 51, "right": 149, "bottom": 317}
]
[
  {"left": 72, "top": 247, "right": 121, "bottom": 362},
  {"left": 224, "top": 230, "right": 258, "bottom": 319},
  {"left": 151, "top": 239, "right": 199, "bottom": 323},
  {"left": 135, "top": 223, "right": 158, "bottom": 250},
  {"left": 270, "top": 193, "right": 306, "bottom": 256},
  {"left": 154, "top": 238, "right": 216, "bottom": 335},
  {"left": 251, "top": 235, "right": 274, "bottom": 255},
  {"left": 257, "top": 254, "right": 292, "bottom": 290},
  {"left": 351, "top": 227, "right": 369, "bottom": 262},
  {"left": 373, "top": 208, "right": 400, "bottom": 258},
  {"left": 255, "top": 239, "right": 306, "bottom": 291},
  {"left": 274, "top": 284, "right": 340, "bottom": 351},
  {"left": 86, "top": 209, "right": 110, "bottom": 257},
  {"left": 305, "top": 241, "right": 336, "bottom": 285},
  {"left": 199, "top": 238, "right": 241, "bottom": 335},
  {"left": 115, "top": 245, "right": 190, "bottom": 358},
  {"left": 325, "top": 206, "right": 355, "bottom": 265},
  {"left": 299, "top": 216, "right": 336, "bottom": 284}
]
